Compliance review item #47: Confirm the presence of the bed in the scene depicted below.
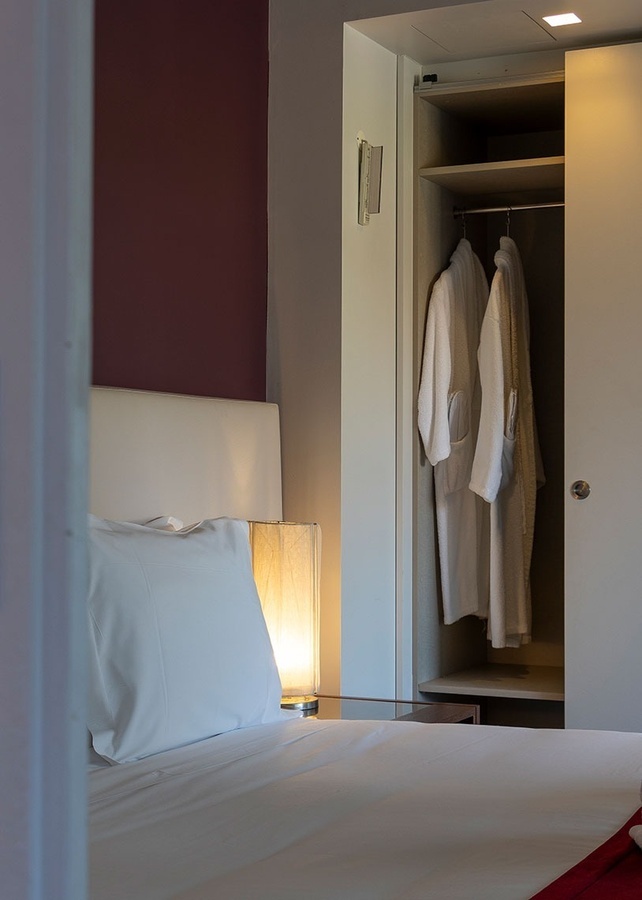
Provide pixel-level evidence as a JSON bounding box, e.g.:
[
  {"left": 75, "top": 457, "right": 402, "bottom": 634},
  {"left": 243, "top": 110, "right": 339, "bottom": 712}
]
[{"left": 88, "top": 387, "right": 642, "bottom": 899}]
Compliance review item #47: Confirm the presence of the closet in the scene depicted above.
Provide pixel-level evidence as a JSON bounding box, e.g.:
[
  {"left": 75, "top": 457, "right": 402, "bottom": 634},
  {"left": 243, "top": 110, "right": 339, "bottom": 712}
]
[{"left": 414, "top": 41, "right": 642, "bottom": 732}]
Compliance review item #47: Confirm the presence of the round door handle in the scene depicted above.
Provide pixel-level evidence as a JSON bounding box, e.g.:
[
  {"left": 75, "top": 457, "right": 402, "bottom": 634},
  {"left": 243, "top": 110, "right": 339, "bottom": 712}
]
[{"left": 570, "top": 480, "right": 591, "bottom": 500}]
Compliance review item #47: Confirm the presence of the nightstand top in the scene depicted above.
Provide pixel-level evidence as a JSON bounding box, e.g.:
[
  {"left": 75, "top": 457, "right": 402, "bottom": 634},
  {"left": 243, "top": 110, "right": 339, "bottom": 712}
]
[{"left": 311, "top": 694, "right": 479, "bottom": 724}]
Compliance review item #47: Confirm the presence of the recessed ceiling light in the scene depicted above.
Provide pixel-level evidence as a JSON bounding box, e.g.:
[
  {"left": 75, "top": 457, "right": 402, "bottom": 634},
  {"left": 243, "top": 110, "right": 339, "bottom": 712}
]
[{"left": 543, "top": 13, "right": 582, "bottom": 27}]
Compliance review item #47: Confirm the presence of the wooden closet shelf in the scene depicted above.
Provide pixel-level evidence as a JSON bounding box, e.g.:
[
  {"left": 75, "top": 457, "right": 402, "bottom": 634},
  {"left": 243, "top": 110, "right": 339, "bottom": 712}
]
[
  {"left": 419, "top": 663, "right": 565, "bottom": 702},
  {"left": 419, "top": 156, "right": 564, "bottom": 198},
  {"left": 415, "top": 73, "right": 564, "bottom": 133}
]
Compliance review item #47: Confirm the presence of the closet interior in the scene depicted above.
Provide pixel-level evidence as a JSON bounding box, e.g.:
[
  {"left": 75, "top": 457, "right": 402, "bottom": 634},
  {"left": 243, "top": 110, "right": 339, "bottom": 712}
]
[{"left": 414, "top": 71, "right": 566, "bottom": 727}]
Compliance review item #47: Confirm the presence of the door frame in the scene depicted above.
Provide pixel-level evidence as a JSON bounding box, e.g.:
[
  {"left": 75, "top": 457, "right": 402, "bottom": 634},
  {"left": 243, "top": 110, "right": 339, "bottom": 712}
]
[{"left": 0, "top": 1, "right": 93, "bottom": 895}]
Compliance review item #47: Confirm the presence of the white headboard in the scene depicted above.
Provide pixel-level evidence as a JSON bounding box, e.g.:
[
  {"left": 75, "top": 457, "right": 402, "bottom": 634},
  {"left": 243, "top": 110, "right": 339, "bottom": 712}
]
[{"left": 89, "top": 387, "right": 283, "bottom": 524}]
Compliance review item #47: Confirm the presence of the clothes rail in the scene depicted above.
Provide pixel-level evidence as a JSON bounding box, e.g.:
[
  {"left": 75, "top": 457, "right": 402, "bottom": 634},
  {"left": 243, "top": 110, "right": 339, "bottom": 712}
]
[{"left": 454, "top": 201, "right": 564, "bottom": 217}]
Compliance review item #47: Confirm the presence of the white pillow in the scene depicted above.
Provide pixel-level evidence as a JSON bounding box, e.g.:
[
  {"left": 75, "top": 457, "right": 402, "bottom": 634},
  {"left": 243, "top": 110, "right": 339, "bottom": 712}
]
[
  {"left": 144, "top": 515, "right": 184, "bottom": 531},
  {"left": 87, "top": 515, "right": 284, "bottom": 763}
]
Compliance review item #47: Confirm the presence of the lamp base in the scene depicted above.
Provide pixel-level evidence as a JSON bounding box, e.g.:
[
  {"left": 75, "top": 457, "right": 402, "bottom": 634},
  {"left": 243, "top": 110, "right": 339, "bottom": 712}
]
[{"left": 281, "top": 695, "right": 318, "bottom": 711}]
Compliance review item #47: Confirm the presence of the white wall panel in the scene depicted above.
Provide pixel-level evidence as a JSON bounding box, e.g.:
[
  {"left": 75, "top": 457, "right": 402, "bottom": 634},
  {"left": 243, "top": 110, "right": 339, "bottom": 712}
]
[{"left": 341, "top": 26, "right": 398, "bottom": 697}]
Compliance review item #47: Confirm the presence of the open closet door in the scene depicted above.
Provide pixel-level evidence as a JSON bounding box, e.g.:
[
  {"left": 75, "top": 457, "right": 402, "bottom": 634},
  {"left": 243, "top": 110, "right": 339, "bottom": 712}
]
[{"left": 565, "top": 42, "right": 642, "bottom": 731}]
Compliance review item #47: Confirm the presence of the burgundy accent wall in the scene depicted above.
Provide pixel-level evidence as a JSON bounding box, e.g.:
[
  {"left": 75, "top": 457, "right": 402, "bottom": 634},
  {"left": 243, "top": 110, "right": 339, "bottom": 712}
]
[{"left": 92, "top": 1, "right": 268, "bottom": 400}]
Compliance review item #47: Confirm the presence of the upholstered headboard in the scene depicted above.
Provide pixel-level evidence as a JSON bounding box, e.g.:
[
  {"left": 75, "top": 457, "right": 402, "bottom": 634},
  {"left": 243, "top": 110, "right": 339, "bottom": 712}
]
[{"left": 89, "top": 387, "right": 283, "bottom": 524}]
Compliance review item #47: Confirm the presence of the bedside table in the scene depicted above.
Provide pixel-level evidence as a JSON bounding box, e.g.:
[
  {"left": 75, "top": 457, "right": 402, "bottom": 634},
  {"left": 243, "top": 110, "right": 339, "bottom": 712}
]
[{"left": 312, "top": 694, "right": 479, "bottom": 724}]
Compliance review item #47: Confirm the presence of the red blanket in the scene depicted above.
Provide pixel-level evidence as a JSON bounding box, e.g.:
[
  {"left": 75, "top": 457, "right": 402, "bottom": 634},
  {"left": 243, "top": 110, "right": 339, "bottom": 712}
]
[{"left": 531, "top": 808, "right": 642, "bottom": 899}]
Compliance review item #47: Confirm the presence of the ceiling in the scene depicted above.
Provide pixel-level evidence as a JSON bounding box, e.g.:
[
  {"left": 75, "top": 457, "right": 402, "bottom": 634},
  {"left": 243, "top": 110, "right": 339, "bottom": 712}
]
[{"left": 353, "top": 0, "right": 642, "bottom": 66}]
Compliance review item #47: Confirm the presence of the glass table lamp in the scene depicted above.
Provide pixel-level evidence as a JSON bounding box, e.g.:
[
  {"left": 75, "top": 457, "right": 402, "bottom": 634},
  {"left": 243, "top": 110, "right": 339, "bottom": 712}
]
[{"left": 249, "top": 521, "right": 320, "bottom": 710}]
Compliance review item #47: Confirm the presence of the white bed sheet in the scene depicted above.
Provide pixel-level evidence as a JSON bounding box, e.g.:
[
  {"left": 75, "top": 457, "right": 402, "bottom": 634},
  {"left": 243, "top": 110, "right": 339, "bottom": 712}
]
[{"left": 89, "top": 718, "right": 642, "bottom": 899}]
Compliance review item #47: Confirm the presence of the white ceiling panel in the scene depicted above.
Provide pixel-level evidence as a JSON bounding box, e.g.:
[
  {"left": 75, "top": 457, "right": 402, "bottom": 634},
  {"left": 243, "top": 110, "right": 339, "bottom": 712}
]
[
  {"left": 352, "top": 0, "right": 642, "bottom": 65},
  {"left": 412, "top": 8, "right": 555, "bottom": 56}
]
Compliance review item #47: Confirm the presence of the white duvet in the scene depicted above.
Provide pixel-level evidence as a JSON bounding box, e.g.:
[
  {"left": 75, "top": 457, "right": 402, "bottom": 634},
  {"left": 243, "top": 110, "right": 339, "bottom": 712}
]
[{"left": 89, "top": 718, "right": 642, "bottom": 899}]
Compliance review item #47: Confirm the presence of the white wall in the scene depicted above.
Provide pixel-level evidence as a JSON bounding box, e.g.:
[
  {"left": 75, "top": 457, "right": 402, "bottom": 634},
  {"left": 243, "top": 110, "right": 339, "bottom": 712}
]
[
  {"left": 0, "top": 1, "right": 93, "bottom": 896},
  {"left": 267, "top": 1, "right": 344, "bottom": 693},
  {"left": 341, "top": 27, "right": 397, "bottom": 697},
  {"left": 268, "top": 0, "right": 484, "bottom": 695}
]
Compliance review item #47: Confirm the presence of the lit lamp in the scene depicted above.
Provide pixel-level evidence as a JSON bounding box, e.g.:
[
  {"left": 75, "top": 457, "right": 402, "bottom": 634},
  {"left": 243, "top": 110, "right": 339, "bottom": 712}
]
[{"left": 249, "top": 521, "right": 320, "bottom": 711}]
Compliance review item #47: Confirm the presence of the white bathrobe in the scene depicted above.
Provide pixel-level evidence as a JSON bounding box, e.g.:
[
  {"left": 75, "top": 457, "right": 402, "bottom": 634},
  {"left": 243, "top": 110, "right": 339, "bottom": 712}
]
[
  {"left": 470, "top": 237, "right": 544, "bottom": 648},
  {"left": 418, "top": 239, "right": 489, "bottom": 624}
]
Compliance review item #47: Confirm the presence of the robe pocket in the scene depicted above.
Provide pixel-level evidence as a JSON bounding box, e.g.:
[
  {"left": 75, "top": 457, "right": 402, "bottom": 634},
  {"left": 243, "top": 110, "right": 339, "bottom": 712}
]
[
  {"left": 499, "top": 433, "right": 516, "bottom": 491},
  {"left": 436, "top": 391, "right": 473, "bottom": 496},
  {"left": 500, "top": 391, "right": 518, "bottom": 490},
  {"left": 448, "top": 390, "right": 469, "bottom": 443},
  {"left": 505, "top": 388, "right": 518, "bottom": 440}
]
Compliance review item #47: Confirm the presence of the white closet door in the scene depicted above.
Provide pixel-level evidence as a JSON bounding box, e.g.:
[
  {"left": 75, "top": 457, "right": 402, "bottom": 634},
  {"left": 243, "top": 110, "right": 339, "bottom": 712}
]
[{"left": 565, "top": 42, "right": 642, "bottom": 731}]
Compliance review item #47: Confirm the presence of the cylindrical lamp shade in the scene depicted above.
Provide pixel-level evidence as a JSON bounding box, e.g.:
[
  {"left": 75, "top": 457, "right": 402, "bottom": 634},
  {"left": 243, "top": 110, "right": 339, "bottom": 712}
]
[{"left": 249, "top": 521, "right": 320, "bottom": 701}]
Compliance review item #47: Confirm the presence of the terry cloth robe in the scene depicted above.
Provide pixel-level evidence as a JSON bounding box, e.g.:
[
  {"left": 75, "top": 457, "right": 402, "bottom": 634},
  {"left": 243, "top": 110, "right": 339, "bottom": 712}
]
[
  {"left": 469, "top": 236, "right": 545, "bottom": 648},
  {"left": 418, "top": 239, "right": 490, "bottom": 624}
]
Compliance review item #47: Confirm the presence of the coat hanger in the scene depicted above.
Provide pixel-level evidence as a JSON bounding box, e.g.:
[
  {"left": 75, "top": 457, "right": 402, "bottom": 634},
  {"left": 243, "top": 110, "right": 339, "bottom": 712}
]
[{"left": 506, "top": 207, "right": 511, "bottom": 237}]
